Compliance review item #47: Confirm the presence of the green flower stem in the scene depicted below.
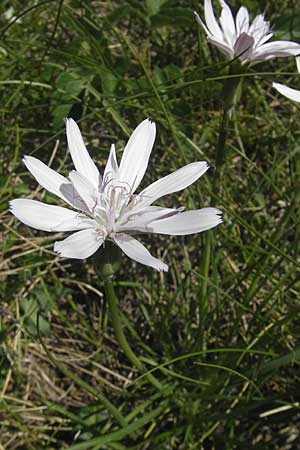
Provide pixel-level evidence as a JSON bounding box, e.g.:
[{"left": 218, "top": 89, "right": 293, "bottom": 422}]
[
  {"left": 97, "top": 246, "right": 163, "bottom": 391},
  {"left": 197, "top": 104, "right": 231, "bottom": 343},
  {"left": 214, "top": 70, "right": 244, "bottom": 186},
  {"left": 198, "top": 67, "right": 244, "bottom": 348},
  {"left": 213, "top": 105, "right": 230, "bottom": 186},
  {"left": 198, "top": 229, "right": 212, "bottom": 345}
]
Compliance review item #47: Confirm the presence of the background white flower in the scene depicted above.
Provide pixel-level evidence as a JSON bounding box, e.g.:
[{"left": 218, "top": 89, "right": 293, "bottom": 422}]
[
  {"left": 273, "top": 57, "right": 300, "bottom": 102},
  {"left": 10, "top": 119, "right": 222, "bottom": 272},
  {"left": 195, "top": 0, "right": 300, "bottom": 63}
]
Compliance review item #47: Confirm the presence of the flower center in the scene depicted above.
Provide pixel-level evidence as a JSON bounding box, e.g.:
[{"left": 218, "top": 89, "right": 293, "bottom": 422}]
[{"left": 91, "top": 176, "right": 144, "bottom": 238}]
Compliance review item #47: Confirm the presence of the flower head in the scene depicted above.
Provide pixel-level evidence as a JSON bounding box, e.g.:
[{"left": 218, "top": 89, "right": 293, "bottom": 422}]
[
  {"left": 195, "top": 0, "right": 300, "bottom": 64},
  {"left": 10, "top": 118, "right": 222, "bottom": 272},
  {"left": 273, "top": 57, "right": 300, "bottom": 102}
]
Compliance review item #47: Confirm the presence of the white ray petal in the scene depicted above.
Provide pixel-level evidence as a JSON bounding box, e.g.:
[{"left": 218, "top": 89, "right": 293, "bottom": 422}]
[
  {"left": 118, "top": 119, "right": 156, "bottom": 194},
  {"left": 66, "top": 118, "right": 101, "bottom": 190},
  {"left": 296, "top": 56, "right": 300, "bottom": 74},
  {"left": 54, "top": 228, "right": 103, "bottom": 259},
  {"left": 256, "top": 32, "right": 273, "bottom": 47},
  {"left": 204, "top": 0, "right": 223, "bottom": 39},
  {"left": 117, "top": 206, "right": 182, "bottom": 232},
  {"left": 137, "top": 161, "right": 209, "bottom": 209},
  {"left": 23, "top": 155, "right": 74, "bottom": 206},
  {"left": 51, "top": 216, "right": 97, "bottom": 232},
  {"left": 273, "top": 82, "right": 300, "bottom": 103},
  {"left": 23, "top": 155, "right": 90, "bottom": 212},
  {"left": 69, "top": 170, "right": 98, "bottom": 211},
  {"left": 148, "top": 208, "right": 223, "bottom": 235},
  {"left": 113, "top": 234, "right": 168, "bottom": 272},
  {"left": 9, "top": 199, "right": 82, "bottom": 232},
  {"left": 207, "top": 36, "right": 233, "bottom": 56},
  {"left": 249, "top": 14, "right": 269, "bottom": 42},
  {"left": 255, "top": 40, "right": 300, "bottom": 59},
  {"left": 236, "top": 6, "right": 249, "bottom": 34},
  {"left": 194, "top": 11, "right": 211, "bottom": 36},
  {"left": 103, "top": 143, "right": 119, "bottom": 188},
  {"left": 219, "top": 0, "right": 236, "bottom": 47}
]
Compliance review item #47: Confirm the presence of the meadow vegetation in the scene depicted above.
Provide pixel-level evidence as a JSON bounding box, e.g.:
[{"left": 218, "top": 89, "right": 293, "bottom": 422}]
[{"left": 1, "top": 0, "right": 300, "bottom": 448}]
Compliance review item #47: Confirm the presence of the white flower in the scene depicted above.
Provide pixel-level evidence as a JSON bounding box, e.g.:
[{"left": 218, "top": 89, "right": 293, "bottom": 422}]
[
  {"left": 10, "top": 118, "right": 222, "bottom": 272},
  {"left": 273, "top": 57, "right": 300, "bottom": 102},
  {"left": 195, "top": 0, "right": 300, "bottom": 64}
]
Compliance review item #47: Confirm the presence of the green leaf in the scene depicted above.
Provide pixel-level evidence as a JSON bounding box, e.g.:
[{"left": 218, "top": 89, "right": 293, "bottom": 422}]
[
  {"left": 21, "top": 298, "right": 50, "bottom": 337},
  {"left": 51, "top": 71, "right": 85, "bottom": 128},
  {"left": 151, "top": 7, "right": 194, "bottom": 28},
  {"left": 99, "top": 69, "right": 118, "bottom": 95},
  {"left": 67, "top": 404, "right": 166, "bottom": 449},
  {"left": 145, "top": 0, "right": 168, "bottom": 17},
  {"left": 273, "top": 14, "right": 300, "bottom": 40},
  {"left": 52, "top": 103, "right": 73, "bottom": 129}
]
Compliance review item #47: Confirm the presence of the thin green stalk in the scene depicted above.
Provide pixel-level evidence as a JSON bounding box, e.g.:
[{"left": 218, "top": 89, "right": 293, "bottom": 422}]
[
  {"left": 197, "top": 67, "right": 243, "bottom": 348},
  {"left": 198, "top": 94, "right": 231, "bottom": 347},
  {"left": 197, "top": 230, "right": 212, "bottom": 345},
  {"left": 100, "top": 261, "right": 163, "bottom": 391},
  {"left": 96, "top": 244, "right": 163, "bottom": 390},
  {"left": 214, "top": 67, "right": 244, "bottom": 185},
  {"left": 213, "top": 106, "right": 230, "bottom": 188}
]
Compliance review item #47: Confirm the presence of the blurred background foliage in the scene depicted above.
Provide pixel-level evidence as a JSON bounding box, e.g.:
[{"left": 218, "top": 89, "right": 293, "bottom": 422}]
[{"left": 1, "top": 0, "right": 300, "bottom": 449}]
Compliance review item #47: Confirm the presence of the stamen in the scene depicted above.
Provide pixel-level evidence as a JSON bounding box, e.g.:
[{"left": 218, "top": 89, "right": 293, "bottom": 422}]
[
  {"left": 100, "top": 171, "right": 114, "bottom": 192},
  {"left": 119, "top": 210, "right": 145, "bottom": 225}
]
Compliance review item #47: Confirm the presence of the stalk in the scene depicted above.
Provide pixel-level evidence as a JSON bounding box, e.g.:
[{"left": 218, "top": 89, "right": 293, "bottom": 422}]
[
  {"left": 198, "top": 65, "right": 244, "bottom": 347},
  {"left": 214, "top": 67, "right": 244, "bottom": 186},
  {"left": 97, "top": 244, "right": 163, "bottom": 391}
]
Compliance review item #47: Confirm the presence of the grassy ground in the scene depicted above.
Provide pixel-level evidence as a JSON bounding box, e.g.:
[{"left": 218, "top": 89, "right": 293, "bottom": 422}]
[{"left": 1, "top": 0, "right": 300, "bottom": 449}]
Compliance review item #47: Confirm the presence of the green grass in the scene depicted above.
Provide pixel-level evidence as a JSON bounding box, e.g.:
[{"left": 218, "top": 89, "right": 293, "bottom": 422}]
[{"left": 1, "top": 0, "right": 300, "bottom": 449}]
